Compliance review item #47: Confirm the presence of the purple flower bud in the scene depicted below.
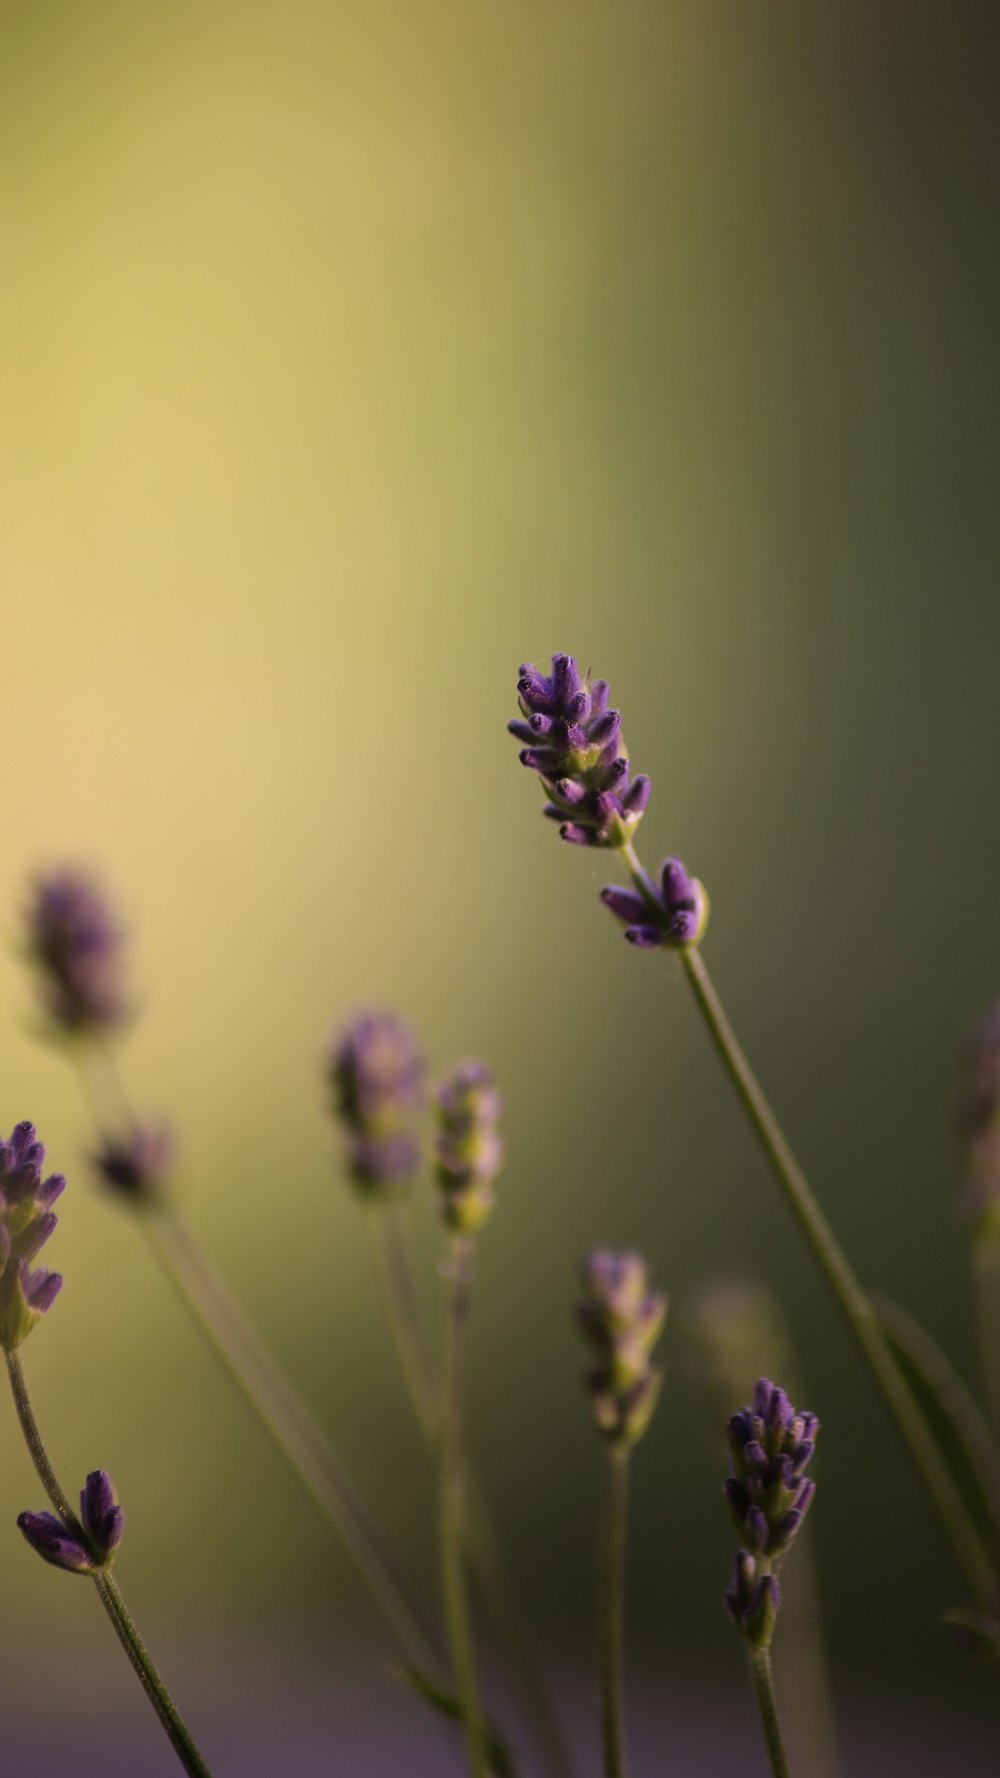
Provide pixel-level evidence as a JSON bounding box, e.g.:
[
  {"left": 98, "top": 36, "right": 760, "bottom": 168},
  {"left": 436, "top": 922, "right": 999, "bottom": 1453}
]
[
  {"left": 327, "top": 1010, "right": 426, "bottom": 1198},
  {"left": 602, "top": 853, "right": 709, "bottom": 952},
  {"left": 91, "top": 1122, "right": 174, "bottom": 1204},
  {"left": 434, "top": 1060, "right": 502, "bottom": 1234},
  {"left": 80, "top": 1471, "right": 124, "bottom": 1564},
  {"left": 24, "top": 868, "right": 129, "bottom": 1038},
  {"left": 17, "top": 1511, "right": 93, "bottom": 1575},
  {"left": 511, "top": 654, "right": 649, "bottom": 849},
  {"left": 576, "top": 1249, "right": 666, "bottom": 1448}
]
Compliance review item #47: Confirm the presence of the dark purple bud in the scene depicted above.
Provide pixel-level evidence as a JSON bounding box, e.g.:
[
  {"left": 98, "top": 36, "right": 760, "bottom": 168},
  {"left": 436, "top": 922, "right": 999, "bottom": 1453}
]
[
  {"left": 589, "top": 709, "right": 622, "bottom": 750},
  {"left": 559, "top": 823, "right": 593, "bottom": 847},
  {"left": 528, "top": 712, "right": 556, "bottom": 737},
  {"left": 624, "top": 925, "right": 664, "bottom": 949},
  {"left": 661, "top": 857, "right": 696, "bottom": 905},
  {"left": 24, "top": 869, "right": 129, "bottom": 1038},
  {"left": 600, "top": 886, "right": 652, "bottom": 926},
  {"left": 16, "top": 1213, "right": 57, "bottom": 1264},
  {"left": 590, "top": 679, "right": 610, "bottom": 718},
  {"left": 80, "top": 1471, "right": 124, "bottom": 1564},
  {"left": 554, "top": 778, "right": 587, "bottom": 808},
  {"left": 621, "top": 775, "right": 651, "bottom": 816},
  {"left": 507, "top": 719, "right": 535, "bottom": 744},
  {"left": 91, "top": 1122, "right": 174, "bottom": 1204},
  {"left": 17, "top": 1511, "right": 93, "bottom": 1575},
  {"left": 23, "top": 1265, "right": 62, "bottom": 1312},
  {"left": 516, "top": 664, "right": 557, "bottom": 713},
  {"left": 552, "top": 653, "right": 581, "bottom": 706}
]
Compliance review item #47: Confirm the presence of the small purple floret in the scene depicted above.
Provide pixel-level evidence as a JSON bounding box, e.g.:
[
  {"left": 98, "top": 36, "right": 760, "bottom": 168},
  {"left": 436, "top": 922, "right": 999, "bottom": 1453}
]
[
  {"left": 81, "top": 1470, "right": 124, "bottom": 1563},
  {"left": 17, "top": 1510, "right": 93, "bottom": 1576}
]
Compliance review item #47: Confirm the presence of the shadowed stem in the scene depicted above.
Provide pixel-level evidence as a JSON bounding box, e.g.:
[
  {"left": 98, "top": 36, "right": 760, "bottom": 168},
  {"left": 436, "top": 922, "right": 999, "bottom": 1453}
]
[
  {"left": 5, "top": 1351, "right": 213, "bottom": 1778},
  {"left": 440, "top": 1233, "right": 489, "bottom": 1778},
  {"left": 973, "top": 1238, "right": 1000, "bottom": 1441},
  {"left": 619, "top": 837, "right": 996, "bottom": 1602},
  {"left": 600, "top": 1447, "right": 630, "bottom": 1778},
  {"left": 367, "top": 1204, "right": 576, "bottom": 1778},
  {"left": 750, "top": 1647, "right": 792, "bottom": 1778}
]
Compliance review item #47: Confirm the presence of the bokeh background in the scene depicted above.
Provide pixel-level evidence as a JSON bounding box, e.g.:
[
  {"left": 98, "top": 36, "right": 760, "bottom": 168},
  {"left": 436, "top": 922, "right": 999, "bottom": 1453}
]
[{"left": 2, "top": 0, "right": 999, "bottom": 1771}]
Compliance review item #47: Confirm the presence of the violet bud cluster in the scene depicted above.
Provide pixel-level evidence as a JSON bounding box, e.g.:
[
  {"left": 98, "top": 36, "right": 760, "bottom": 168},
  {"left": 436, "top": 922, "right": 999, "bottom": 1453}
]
[
  {"left": 433, "top": 1061, "right": 502, "bottom": 1234},
  {"left": 509, "top": 653, "right": 650, "bottom": 847},
  {"left": 958, "top": 1000, "right": 1000, "bottom": 1241},
  {"left": 91, "top": 1121, "right": 175, "bottom": 1205},
  {"left": 18, "top": 1470, "right": 123, "bottom": 1576},
  {"left": 723, "top": 1377, "right": 818, "bottom": 1647},
  {"left": 575, "top": 1250, "right": 666, "bottom": 1447},
  {"left": 24, "top": 868, "right": 129, "bottom": 1038},
  {"left": 0, "top": 1123, "right": 64, "bottom": 1351},
  {"left": 601, "top": 856, "right": 709, "bottom": 951},
  {"left": 328, "top": 1010, "right": 426, "bottom": 1197}
]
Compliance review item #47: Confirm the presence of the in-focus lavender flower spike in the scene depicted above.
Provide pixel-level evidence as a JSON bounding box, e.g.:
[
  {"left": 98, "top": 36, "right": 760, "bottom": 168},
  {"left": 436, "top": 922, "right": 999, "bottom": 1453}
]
[
  {"left": 0, "top": 1122, "right": 65, "bottom": 1351},
  {"left": 723, "top": 1376, "right": 819, "bottom": 1647},
  {"left": 509, "top": 653, "right": 651, "bottom": 848},
  {"left": 327, "top": 1009, "right": 426, "bottom": 1197},
  {"left": 17, "top": 1510, "right": 94, "bottom": 1575},
  {"left": 24, "top": 867, "right": 129, "bottom": 1038},
  {"left": 958, "top": 999, "right": 1000, "bottom": 1240},
  {"left": 433, "top": 1061, "right": 503, "bottom": 1234},
  {"left": 601, "top": 855, "right": 709, "bottom": 951},
  {"left": 91, "top": 1121, "right": 175, "bottom": 1205},
  {"left": 576, "top": 1250, "right": 667, "bottom": 1447}
]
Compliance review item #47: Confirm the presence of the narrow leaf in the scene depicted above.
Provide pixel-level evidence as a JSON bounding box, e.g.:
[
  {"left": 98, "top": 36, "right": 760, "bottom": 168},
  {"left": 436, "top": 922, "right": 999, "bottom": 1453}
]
[{"left": 397, "top": 1665, "right": 517, "bottom": 1777}]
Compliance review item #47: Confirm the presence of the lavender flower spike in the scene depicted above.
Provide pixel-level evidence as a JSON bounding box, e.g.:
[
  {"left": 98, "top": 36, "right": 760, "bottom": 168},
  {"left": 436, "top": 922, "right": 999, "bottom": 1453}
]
[
  {"left": 601, "top": 855, "right": 710, "bottom": 951},
  {"left": 724, "top": 1377, "right": 819, "bottom": 1647},
  {"left": 328, "top": 1009, "right": 426, "bottom": 1197},
  {"left": 92, "top": 1121, "right": 175, "bottom": 1205},
  {"left": 81, "top": 1470, "right": 125, "bottom": 1564},
  {"left": 17, "top": 1510, "right": 94, "bottom": 1575},
  {"left": 24, "top": 867, "right": 129, "bottom": 1038},
  {"left": 0, "top": 1122, "right": 65, "bottom": 1351},
  {"left": 576, "top": 1250, "right": 667, "bottom": 1447},
  {"left": 433, "top": 1060, "right": 503, "bottom": 1234},
  {"left": 510, "top": 653, "right": 650, "bottom": 848}
]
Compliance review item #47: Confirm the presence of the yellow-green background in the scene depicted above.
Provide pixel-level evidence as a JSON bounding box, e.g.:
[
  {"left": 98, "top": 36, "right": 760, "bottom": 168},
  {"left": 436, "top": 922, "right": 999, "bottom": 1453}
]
[{"left": 2, "top": 0, "right": 998, "bottom": 1770}]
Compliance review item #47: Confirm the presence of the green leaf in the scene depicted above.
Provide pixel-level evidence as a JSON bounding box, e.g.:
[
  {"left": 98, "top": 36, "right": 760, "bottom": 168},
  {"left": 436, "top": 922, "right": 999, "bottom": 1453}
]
[
  {"left": 396, "top": 1665, "right": 517, "bottom": 1777},
  {"left": 874, "top": 1293, "right": 1000, "bottom": 1581}
]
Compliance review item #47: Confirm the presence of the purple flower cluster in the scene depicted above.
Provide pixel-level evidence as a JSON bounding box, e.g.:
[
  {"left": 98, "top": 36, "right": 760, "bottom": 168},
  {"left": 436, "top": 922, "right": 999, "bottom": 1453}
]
[
  {"left": 434, "top": 1061, "right": 503, "bottom": 1234},
  {"left": 18, "top": 1470, "right": 123, "bottom": 1576},
  {"left": 328, "top": 1010, "right": 426, "bottom": 1196},
  {"left": 0, "top": 1123, "right": 65, "bottom": 1351},
  {"left": 92, "top": 1121, "right": 175, "bottom": 1205},
  {"left": 509, "top": 654, "right": 650, "bottom": 847},
  {"left": 25, "top": 869, "right": 128, "bottom": 1038},
  {"left": 959, "top": 1000, "right": 1000, "bottom": 1239},
  {"left": 575, "top": 1250, "right": 666, "bottom": 1447},
  {"left": 724, "top": 1378, "right": 818, "bottom": 1647},
  {"left": 601, "top": 857, "right": 708, "bottom": 951}
]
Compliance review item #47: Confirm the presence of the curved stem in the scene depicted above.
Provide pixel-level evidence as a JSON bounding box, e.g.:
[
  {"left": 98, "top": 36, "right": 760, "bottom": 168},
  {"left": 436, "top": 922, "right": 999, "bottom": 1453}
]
[
  {"left": 440, "top": 1233, "right": 489, "bottom": 1778},
  {"left": 600, "top": 1447, "right": 630, "bottom": 1778},
  {"left": 630, "top": 900, "right": 994, "bottom": 1599},
  {"left": 6, "top": 1351, "right": 213, "bottom": 1778},
  {"left": 144, "top": 1203, "right": 441, "bottom": 1675},
  {"left": 750, "top": 1647, "right": 792, "bottom": 1778}
]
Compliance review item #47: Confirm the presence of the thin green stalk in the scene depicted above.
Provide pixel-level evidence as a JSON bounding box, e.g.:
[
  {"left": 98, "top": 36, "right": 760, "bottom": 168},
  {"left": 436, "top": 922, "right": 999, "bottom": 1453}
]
[
  {"left": 368, "top": 1204, "right": 576, "bottom": 1778},
  {"left": 750, "top": 1647, "right": 792, "bottom": 1778},
  {"left": 623, "top": 835, "right": 993, "bottom": 1598},
  {"left": 600, "top": 1447, "right": 630, "bottom": 1778},
  {"left": 440, "top": 1232, "right": 489, "bottom": 1778},
  {"left": 6, "top": 1351, "right": 213, "bottom": 1778},
  {"left": 973, "top": 1237, "right": 1000, "bottom": 1441}
]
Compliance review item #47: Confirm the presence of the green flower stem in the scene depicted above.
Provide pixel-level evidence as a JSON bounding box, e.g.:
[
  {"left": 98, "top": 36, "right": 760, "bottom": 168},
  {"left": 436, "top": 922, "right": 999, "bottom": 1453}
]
[
  {"left": 143, "top": 1201, "right": 441, "bottom": 1675},
  {"left": 440, "top": 1233, "right": 489, "bottom": 1778},
  {"left": 600, "top": 1446, "right": 631, "bottom": 1778},
  {"left": 750, "top": 1646, "right": 792, "bottom": 1778},
  {"left": 620, "top": 841, "right": 994, "bottom": 1598},
  {"left": 6, "top": 1350, "right": 213, "bottom": 1778},
  {"left": 367, "top": 1203, "right": 576, "bottom": 1778},
  {"left": 973, "top": 1237, "right": 1000, "bottom": 1440}
]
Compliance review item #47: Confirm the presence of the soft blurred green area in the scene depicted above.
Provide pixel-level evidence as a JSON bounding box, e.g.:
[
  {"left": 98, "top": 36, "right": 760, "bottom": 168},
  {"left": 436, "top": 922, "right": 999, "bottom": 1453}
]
[{"left": 1, "top": 0, "right": 999, "bottom": 1752}]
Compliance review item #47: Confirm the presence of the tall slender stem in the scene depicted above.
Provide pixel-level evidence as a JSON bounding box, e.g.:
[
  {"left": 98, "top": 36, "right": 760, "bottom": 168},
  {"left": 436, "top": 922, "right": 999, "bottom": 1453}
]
[
  {"left": 750, "top": 1647, "right": 792, "bottom": 1778},
  {"left": 368, "top": 1205, "right": 576, "bottom": 1778},
  {"left": 143, "top": 1203, "right": 440, "bottom": 1675},
  {"left": 660, "top": 934, "right": 994, "bottom": 1598},
  {"left": 973, "top": 1238, "right": 1000, "bottom": 1441},
  {"left": 600, "top": 1447, "right": 630, "bottom": 1778},
  {"left": 440, "top": 1233, "right": 489, "bottom": 1778},
  {"left": 6, "top": 1351, "right": 213, "bottom": 1778}
]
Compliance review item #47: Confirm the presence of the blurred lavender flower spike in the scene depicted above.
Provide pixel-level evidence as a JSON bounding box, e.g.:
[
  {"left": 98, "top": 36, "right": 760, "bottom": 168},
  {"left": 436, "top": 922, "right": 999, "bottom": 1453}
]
[
  {"left": 328, "top": 1009, "right": 426, "bottom": 1197},
  {"left": 24, "top": 867, "right": 129, "bottom": 1038},
  {"left": 724, "top": 1549, "right": 781, "bottom": 1649},
  {"left": 92, "top": 1121, "right": 174, "bottom": 1205},
  {"left": 576, "top": 1249, "right": 667, "bottom": 1447},
  {"left": 510, "top": 652, "right": 650, "bottom": 847},
  {"left": 959, "top": 999, "right": 1000, "bottom": 1240},
  {"left": 0, "top": 1123, "right": 64, "bottom": 1350},
  {"left": 81, "top": 1470, "right": 124, "bottom": 1564},
  {"left": 725, "top": 1377, "right": 818, "bottom": 1559},
  {"left": 433, "top": 1060, "right": 503, "bottom": 1234},
  {"left": 601, "top": 855, "right": 709, "bottom": 951},
  {"left": 17, "top": 1510, "right": 94, "bottom": 1575}
]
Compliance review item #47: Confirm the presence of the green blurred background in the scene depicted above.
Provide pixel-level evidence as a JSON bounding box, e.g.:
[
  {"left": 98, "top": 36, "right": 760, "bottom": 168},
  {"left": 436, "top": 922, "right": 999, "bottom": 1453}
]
[{"left": 2, "top": 0, "right": 999, "bottom": 1770}]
